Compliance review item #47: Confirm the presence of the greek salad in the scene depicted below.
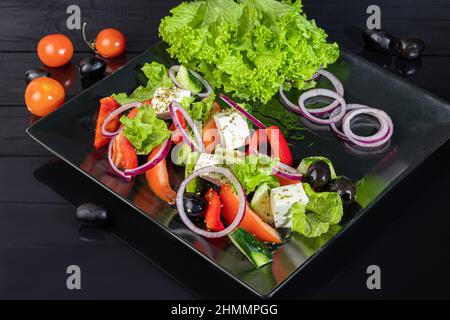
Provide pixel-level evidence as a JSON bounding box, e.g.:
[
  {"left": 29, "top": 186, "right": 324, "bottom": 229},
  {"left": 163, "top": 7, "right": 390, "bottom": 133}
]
[{"left": 91, "top": 0, "right": 394, "bottom": 269}]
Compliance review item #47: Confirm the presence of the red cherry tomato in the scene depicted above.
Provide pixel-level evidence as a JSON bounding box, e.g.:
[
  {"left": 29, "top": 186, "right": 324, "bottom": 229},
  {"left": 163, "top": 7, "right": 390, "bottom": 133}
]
[
  {"left": 95, "top": 28, "right": 126, "bottom": 58},
  {"left": 37, "top": 34, "right": 73, "bottom": 67},
  {"left": 24, "top": 77, "right": 65, "bottom": 117}
]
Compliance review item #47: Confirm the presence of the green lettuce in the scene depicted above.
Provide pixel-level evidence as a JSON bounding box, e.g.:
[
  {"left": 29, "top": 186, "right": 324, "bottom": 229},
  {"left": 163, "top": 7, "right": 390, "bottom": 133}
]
[
  {"left": 298, "top": 156, "right": 337, "bottom": 179},
  {"left": 231, "top": 155, "right": 280, "bottom": 193},
  {"left": 291, "top": 183, "right": 343, "bottom": 238},
  {"left": 112, "top": 62, "right": 173, "bottom": 105},
  {"left": 119, "top": 106, "right": 171, "bottom": 155},
  {"left": 159, "top": 0, "right": 339, "bottom": 103},
  {"left": 180, "top": 94, "right": 216, "bottom": 122}
]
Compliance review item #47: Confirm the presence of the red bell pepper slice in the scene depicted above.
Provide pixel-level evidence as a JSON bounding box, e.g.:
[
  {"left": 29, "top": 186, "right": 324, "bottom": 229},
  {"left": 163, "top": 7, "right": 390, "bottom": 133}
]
[
  {"left": 145, "top": 144, "right": 177, "bottom": 204},
  {"left": 94, "top": 97, "right": 120, "bottom": 149},
  {"left": 220, "top": 184, "right": 282, "bottom": 244},
  {"left": 204, "top": 188, "right": 225, "bottom": 232},
  {"left": 249, "top": 126, "right": 293, "bottom": 166}
]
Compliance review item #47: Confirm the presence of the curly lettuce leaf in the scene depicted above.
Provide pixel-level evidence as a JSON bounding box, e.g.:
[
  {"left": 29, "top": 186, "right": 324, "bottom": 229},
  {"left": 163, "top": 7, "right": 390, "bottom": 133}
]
[
  {"left": 180, "top": 94, "right": 216, "bottom": 122},
  {"left": 291, "top": 183, "right": 343, "bottom": 238},
  {"left": 120, "top": 106, "right": 171, "bottom": 155},
  {"left": 231, "top": 155, "right": 280, "bottom": 193},
  {"left": 112, "top": 62, "right": 172, "bottom": 105},
  {"left": 159, "top": 0, "right": 339, "bottom": 103}
]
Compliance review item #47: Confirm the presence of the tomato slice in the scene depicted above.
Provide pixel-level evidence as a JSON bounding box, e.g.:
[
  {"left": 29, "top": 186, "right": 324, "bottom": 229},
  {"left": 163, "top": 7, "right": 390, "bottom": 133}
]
[
  {"left": 145, "top": 144, "right": 177, "bottom": 204},
  {"left": 202, "top": 101, "right": 222, "bottom": 153},
  {"left": 220, "top": 184, "right": 281, "bottom": 244},
  {"left": 170, "top": 110, "right": 187, "bottom": 144},
  {"left": 94, "top": 97, "right": 120, "bottom": 149},
  {"left": 112, "top": 131, "right": 138, "bottom": 170},
  {"left": 249, "top": 126, "right": 293, "bottom": 166},
  {"left": 205, "top": 188, "right": 224, "bottom": 232}
]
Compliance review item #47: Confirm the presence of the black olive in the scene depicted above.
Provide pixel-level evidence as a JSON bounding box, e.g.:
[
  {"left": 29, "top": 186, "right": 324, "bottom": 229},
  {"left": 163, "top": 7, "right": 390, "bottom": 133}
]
[
  {"left": 183, "top": 193, "right": 206, "bottom": 219},
  {"left": 395, "top": 37, "right": 425, "bottom": 60},
  {"left": 325, "top": 176, "right": 356, "bottom": 204},
  {"left": 395, "top": 57, "right": 422, "bottom": 77},
  {"left": 76, "top": 203, "right": 108, "bottom": 227},
  {"left": 78, "top": 56, "right": 106, "bottom": 78},
  {"left": 25, "top": 68, "right": 51, "bottom": 84},
  {"left": 363, "top": 29, "right": 395, "bottom": 53},
  {"left": 305, "top": 160, "right": 331, "bottom": 190}
]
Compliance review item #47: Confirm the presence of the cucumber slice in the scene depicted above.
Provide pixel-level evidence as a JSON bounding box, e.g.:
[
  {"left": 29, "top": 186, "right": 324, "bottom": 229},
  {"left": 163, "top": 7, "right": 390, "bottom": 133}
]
[
  {"left": 185, "top": 151, "right": 200, "bottom": 193},
  {"left": 228, "top": 228, "right": 272, "bottom": 269},
  {"left": 172, "top": 142, "right": 192, "bottom": 166},
  {"left": 176, "top": 65, "right": 203, "bottom": 94},
  {"left": 250, "top": 183, "right": 273, "bottom": 224}
]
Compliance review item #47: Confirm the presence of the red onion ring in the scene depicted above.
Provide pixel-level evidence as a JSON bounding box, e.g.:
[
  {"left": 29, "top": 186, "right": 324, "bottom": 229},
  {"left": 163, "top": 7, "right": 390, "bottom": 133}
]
[
  {"left": 279, "top": 83, "right": 302, "bottom": 114},
  {"left": 342, "top": 108, "right": 390, "bottom": 143},
  {"left": 272, "top": 163, "right": 303, "bottom": 181},
  {"left": 102, "top": 102, "right": 142, "bottom": 138},
  {"left": 176, "top": 166, "right": 246, "bottom": 238},
  {"left": 169, "top": 101, "right": 204, "bottom": 152},
  {"left": 342, "top": 108, "right": 393, "bottom": 148},
  {"left": 279, "top": 70, "right": 344, "bottom": 116},
  {"left": 123, "top": 139, "right": 172, "bottom": 176},
  {"left": 330, "top": 104, "right": 363, "bottom": 140},
  {"left": 169, "top": 65, "right": 212, "bottom": 99},
  {"left": 219, "top": 94, "right": 266, "bottom": 129},
  {"left": 107, "top": 128, "right": 131, "bottom": 182},
  {"left": 298, "top": 89, "right": 347, "bottom": 124},
  {"left": 308, "top": 70, "right": 345, "bottom": 115}
]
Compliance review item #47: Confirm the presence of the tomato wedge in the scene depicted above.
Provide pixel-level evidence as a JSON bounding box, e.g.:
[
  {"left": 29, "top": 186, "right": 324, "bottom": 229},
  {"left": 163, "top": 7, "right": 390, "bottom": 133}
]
[
  {"left": 205, "top": 188, "right": 225, "bottom": 232},
  {"left": 170, "top": 110, "right": 187, "bottom": 144},
  {"left": 249, "top": 126, "right": 293, "bottom": 166},
  {"left": 202, "top": 101, "right": 222, "bottom": 153},
  {"left": 220, "top": 184, "right": 281, "bottom": 244},
  {"left": 112, "top": 131, "right": 138, "bottom": 170},
  {"left": 94, "top": 97, "right": 120, "bottom": 149},
  {"left": 145, "top": 144, "right": 177, "bottom": 204}
]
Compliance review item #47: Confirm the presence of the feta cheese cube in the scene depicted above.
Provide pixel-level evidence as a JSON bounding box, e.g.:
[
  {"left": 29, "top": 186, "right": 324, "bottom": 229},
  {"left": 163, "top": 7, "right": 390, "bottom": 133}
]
[
  {"left": 213, "top": 110, "right": 250, "bottom": 151},
  {"left": 151, "top": 86, "right": 191, "bottom": 113},
  {"left": 194, "top": 153, "right": 228, "bottom": 183},
  {"left": 270, "top": 183, "right": 309, "bottom": 229}
]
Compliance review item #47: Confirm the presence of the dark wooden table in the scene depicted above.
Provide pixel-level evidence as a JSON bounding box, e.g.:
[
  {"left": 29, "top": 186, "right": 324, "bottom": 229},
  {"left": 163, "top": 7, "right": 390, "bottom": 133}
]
[{"left": 0, "top": 0, "right": 449, "bottom": 299}]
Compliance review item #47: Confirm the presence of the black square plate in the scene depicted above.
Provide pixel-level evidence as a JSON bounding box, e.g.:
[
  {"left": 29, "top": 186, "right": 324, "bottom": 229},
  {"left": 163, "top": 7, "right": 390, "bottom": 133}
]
[{"left": 27, "top": 43, "right": 450, "bottom": 297}]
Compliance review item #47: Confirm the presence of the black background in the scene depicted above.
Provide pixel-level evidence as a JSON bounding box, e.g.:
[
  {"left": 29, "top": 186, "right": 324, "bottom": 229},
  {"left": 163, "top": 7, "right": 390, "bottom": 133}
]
[{"left": 0, "top": 0, "right": 449, "bottom": 299}]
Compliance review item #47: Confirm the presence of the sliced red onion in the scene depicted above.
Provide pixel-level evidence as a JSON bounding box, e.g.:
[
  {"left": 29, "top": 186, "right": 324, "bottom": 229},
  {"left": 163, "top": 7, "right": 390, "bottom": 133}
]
[
  {"left": 330, "top": 104, "right": 371, "bottom": 140},
  {"left": 272, "top": 163, "right": 303, "bottom": 181},
  {"left": 169, "top": 65, "right": 212, "bottom": 99},
  {"left": 308, "top": 70, "right": 344, "bottom": 115},
  {"left": 107, "top": 129, "right": 131, "bottom": 182},
  {"left": 176, "top": 166, "right": 246, "bottom": 238},
  {"left": 342, "top": 108, "right": 390, "bottom": 143},
  {"left": 102, "top": 102, "right": 142, "bottom": 138},
  {"left": 279, "top": 83, "right": 302, "bottom": 114},
  {"left": 279, "top": 70, "right": 344, "bottom": 116},
  {"left": 298, "top": 89, "right": 347, "bottom": 125},
  {"left": 123, "top": 139, "right": 172, "bottom": 176},
  {"left": 169, "top": 101, "right": 204, "bottom": 152},
  {"left": 219, "top": 93, "right": 266, "bottom": 129},
  {"left": 342, "top": 108, "right": 393, "bottom": 148}
]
